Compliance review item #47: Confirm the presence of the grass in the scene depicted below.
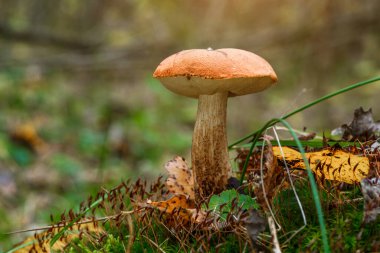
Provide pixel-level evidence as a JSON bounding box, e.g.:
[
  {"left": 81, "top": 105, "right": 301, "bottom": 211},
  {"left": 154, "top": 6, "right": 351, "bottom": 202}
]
[
  {"left": 233, "top": 76, "right": 380, "bottom": 252},
  {"left": 229, "top": 76, "right": 380, "bottom": 149},
  {"left": 11, "top": 174, "right": 378, "bottom": 252},
  {"left": 275, "top": 181, "right": 379, "bottom": 252},
  {"left": 3, "top": 76, "right": 380, "bottom": 252},
  {"left": 236, "top": 139, "right": 368, "bottom": 149}
]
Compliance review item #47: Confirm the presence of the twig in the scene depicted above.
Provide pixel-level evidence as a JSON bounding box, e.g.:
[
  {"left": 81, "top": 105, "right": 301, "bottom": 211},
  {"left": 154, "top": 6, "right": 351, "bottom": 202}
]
[
  {"left": 268, "top": 216, "right": 281, "bottom": 253},
  {"left": 332, "top": 197, "right": 364, "bottom": 206},
  {"left": 273, "top": 126, "right": 323, "bottom": 140},
  {"left": 5, "top": 210, "right": 135, "bottom": 235},
  {"left": 125, "top": 213, "right": 134, "bottom": 253},
  {"left": 272, "top": 127, "right": 307, "bottom": 242},
  {"left": 142, "top": 235, "right": 167, "bottom": 253}
]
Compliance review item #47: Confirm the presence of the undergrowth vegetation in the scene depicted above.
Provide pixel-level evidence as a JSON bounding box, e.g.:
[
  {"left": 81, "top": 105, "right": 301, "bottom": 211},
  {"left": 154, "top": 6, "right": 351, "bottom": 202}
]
[
  {"left": 4, "top": 77, "right": 380, "bottom": 252},
  {"left": 0, "top": 71, "right": 193, "bottom": 250},
  {"left": 1, "top": 2, "right": 380, "bottom": 251},
  {"left": 8, "top": 170, "right": 380, "bottom": 252}
]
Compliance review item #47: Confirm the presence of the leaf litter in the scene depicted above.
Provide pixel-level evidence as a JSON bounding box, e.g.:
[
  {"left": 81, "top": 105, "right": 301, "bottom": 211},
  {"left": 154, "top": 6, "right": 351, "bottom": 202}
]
[
  {"left": 361, "top": 177, "right": 380, "bottom": 223},
  {"left": 164, "top": 156, "right": 194, "bottom": 200},
  {"left": 10, "top": 155, "right": 264, "bottom": 252},
  {"left": 332, "top": 107, "right": 380, "bottom": 141},
  {"left": 9, "top": 106, "right": 380, "bottom": 252},
  {"left": 272, "top": 146, "right": 369, "bottom": 184}
]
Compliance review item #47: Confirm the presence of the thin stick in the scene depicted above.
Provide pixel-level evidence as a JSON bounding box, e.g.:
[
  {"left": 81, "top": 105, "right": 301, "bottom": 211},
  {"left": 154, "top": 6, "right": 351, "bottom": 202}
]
[
  {"left": 273, "top": 126, "right": 323, "bottom": 139},
  {"left": 125, "top": 212, "right": 134, "bottom": 253},
  {"left": 268, "top": 216, "right": 281, "bottom": 253},
  {"left": 142, "top": 235, "right": 167, "bottom": 253},
  {"left": 272, "top": 127, "right": 307, "bottom": 243},
  {"left": 5, "top": 210, "right": 135, "bottom": 235}
]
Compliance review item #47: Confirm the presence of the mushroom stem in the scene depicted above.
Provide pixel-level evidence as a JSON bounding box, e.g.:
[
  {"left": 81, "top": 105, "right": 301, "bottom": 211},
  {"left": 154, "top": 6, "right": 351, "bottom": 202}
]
[{"left": 192, "top": 92, "right": 231, "bottom": 201}]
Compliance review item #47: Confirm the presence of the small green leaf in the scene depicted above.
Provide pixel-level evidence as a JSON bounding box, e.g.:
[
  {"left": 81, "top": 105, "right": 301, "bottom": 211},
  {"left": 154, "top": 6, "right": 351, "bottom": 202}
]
[{"left": 204, "top": 189, "right": 259, "bottom": 220}]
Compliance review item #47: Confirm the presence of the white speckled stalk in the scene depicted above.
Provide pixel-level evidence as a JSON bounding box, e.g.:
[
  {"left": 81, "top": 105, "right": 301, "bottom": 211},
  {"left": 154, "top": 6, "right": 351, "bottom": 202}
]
[{"left": 192, "top": 92, "right": 231, "bottom": 201}]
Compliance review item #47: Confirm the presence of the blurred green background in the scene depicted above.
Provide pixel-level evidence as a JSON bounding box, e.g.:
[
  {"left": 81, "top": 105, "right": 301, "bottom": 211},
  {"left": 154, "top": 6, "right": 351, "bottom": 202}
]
[{"left": 0, "top": 0, "right": 379, "bottom": 249}]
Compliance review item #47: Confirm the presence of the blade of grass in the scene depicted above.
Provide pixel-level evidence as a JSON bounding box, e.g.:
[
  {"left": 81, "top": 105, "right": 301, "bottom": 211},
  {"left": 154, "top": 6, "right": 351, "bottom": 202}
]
[
  {"left": 239, "top": 119, "right": 278, "bottom": 183},
  {"left": 229, "top": 76, "right": 380, "bottom": 148},
  {"left": 276, "top": 118, "right": 330, "bottom": 253},
  {"left": 5, "top": 240, "right": 36, "bottom": 253},
  {"left": 234, "top": 140, "right": 362, "bottom": 149},
  {"left": 49, "top": 194, "right": 105, "bottom": 246},
  {"left": 271, "top": 127, "right": 307, "bottom": 244},
  {"left": 238, "top": 118, "right": 330, "bottom": 252}
]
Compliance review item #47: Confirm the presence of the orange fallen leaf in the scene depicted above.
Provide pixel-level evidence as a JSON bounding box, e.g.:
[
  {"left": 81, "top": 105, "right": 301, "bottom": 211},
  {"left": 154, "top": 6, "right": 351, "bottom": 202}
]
[
  {"left": 146, "top": 195, "right": 206, "bottom": 223},
  {"left": 273, "top": 146, "right": 369, "bottom": 184},
  {"left": 165, "top": 156, "right": 195, "bottom": 199}
]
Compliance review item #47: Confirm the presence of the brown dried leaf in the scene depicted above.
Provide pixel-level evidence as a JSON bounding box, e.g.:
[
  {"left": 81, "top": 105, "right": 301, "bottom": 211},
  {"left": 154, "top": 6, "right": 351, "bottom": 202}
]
[
  {"left": 341, "top": 107, "right": 380, "bottom": 141},
  {"left": 147, "top": 194, "right": 194, "bottom": 212},
  {"left": 297, "top": 131, "right": 316, "bottom": 141},
  {"left": 273, "top": 146, "right": 369, "bottom": 184},
  {"left": 254, "top": 142, "right": 285, "bottom": 210},
  {"left": 165, "top": 156, "right": 195, "bottom": 200},
  {"left": 146, "top": 195, "right": 206, "bottom": 223},
  {"left": 361, "top": 178, "right": 380, "bottom": 223},
  {"left": 241, "top": 209, "right": 266, "bottom": 247}
]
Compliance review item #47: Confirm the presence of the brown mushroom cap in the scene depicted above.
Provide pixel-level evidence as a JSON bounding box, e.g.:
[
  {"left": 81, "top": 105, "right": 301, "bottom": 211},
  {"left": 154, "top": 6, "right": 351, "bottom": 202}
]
[{"left": 153, "top": 48, "right": 277, "bottom": 98}]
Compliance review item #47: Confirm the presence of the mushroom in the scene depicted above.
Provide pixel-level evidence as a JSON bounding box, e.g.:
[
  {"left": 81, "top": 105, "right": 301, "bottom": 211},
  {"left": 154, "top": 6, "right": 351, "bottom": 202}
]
[{"left": 153, "top": 48, "right": 277, "bottom": 201}]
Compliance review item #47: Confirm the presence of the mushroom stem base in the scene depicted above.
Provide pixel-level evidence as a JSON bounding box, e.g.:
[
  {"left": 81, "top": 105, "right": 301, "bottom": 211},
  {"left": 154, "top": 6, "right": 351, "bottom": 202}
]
[{"left": 192, "top": 92, "right": 231, "bottom": 202}]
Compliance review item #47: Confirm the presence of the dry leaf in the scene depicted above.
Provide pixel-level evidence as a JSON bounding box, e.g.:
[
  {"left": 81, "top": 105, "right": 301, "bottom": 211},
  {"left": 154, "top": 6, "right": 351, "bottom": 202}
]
[
  {"left": 254, "top": 142, "right": 285, "bottom": 210},
  {"left": 332, "top": 107, "right": 380, "bottom": 141},
  {"left": 241, "top": 209, "right": 266, "bottom": 247},
  {"left": 165, "top": 156, "right": 195, "bottom": 200},
  {"left": 147, "top": 194, "right": 194, "bottom": 212},
  {"left": 146, "top": 195, "right": 206, "bottom": 223},
  {"left": 13, "top": 222, "right": 104, "bottom": 253},
  {"left": 10, "top": 123, "right": 47, "bottom": 154},
  {"left": 297, "top": 131, "right": 316, "bottom": 141},
  {"left": 361, "top": 178, "right": 380, "bottom": 223},
  {"left": 273, "top": 146, "right": 369, "bottom": 184},
  {"left": 140, "top": 157, "right": 206, "bottom": 226}
]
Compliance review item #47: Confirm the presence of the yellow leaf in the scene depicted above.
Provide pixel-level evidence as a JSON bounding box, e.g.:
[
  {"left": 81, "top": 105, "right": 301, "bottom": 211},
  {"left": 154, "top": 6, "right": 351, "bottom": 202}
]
[
  {"left": 272, "top": 147, "right": 369, "bottom": 184},
  {"left": 12, "top": 222, "right": 104, "bottom": 253}
]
